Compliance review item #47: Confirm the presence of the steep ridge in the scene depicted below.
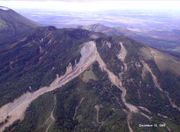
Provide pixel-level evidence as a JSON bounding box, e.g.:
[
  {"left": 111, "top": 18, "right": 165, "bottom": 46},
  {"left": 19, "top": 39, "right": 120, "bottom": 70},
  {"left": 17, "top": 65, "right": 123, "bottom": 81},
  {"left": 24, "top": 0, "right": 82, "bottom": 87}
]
[
  {"left": 0, "top": 27, "right": 92, "bottom": 108},
  {"left": 0, "top": 41, "right": 97, "bottom": 131},
  {"left": 0, "top": 40, "right": 159, "bottom": 132},
  {"left": 0, "top": 31, "right": 179, "bottom": 132}
]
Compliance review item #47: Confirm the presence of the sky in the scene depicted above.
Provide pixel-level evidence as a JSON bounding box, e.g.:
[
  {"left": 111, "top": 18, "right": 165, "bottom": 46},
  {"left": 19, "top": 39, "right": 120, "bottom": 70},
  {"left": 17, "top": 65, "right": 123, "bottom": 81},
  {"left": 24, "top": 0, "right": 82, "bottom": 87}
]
[{"left": 0, "top": 0, "right": 180, "bottom": 12}]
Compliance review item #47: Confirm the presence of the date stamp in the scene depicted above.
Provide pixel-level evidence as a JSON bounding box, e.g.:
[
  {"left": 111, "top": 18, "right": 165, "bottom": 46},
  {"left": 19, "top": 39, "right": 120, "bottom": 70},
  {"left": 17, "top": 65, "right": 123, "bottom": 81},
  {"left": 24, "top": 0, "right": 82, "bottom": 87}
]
[{"left": 139, "top": 123, "right": 166, "bottom": 128}]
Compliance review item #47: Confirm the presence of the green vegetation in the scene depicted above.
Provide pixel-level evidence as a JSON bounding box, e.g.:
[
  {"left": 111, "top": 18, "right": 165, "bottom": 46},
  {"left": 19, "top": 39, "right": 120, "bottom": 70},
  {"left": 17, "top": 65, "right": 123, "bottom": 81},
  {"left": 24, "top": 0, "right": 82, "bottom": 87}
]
[
  {"left": 50, "top": 63, "right": 128, "bottom": 132},
  {"left": 0, "top": 27, "right": 90, "bottom": 107},
  {"left": 0, "top": 24, "right": 179, "bottom": 132},
  {"left": 8, "top": 63, "right": 128, "bottom": 132}
]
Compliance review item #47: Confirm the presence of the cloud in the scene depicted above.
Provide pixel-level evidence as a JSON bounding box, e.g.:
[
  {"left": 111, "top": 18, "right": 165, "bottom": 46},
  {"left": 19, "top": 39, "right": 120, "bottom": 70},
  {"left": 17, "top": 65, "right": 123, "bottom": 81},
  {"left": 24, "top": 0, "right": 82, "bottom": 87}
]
[{"left": 0, "top": 0, "right": 180, "bottom": 11}]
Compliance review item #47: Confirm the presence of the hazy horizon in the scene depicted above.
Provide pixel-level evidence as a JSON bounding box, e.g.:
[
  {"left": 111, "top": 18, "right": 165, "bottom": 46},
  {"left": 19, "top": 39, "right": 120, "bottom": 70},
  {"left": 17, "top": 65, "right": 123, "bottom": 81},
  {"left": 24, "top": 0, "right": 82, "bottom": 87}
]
[{"left": 0, "top": 0, "right": 180, "bottom": 12}]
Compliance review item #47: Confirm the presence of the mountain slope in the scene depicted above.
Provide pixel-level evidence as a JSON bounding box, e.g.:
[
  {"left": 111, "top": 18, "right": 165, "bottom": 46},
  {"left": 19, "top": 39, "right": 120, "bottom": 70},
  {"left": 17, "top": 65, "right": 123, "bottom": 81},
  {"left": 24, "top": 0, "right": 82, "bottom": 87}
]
[
  {"left": 80, "top": 24, "right": 180, "bottom": 57},
  {"left": 0, "top": 9, "right": 179, "bottom": 132},
  {"left": 0, "top": 6, "right": 37, "bottom": 50},
  {"left": 0, "top": 26, "right": 179, "bottom": 132}
]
